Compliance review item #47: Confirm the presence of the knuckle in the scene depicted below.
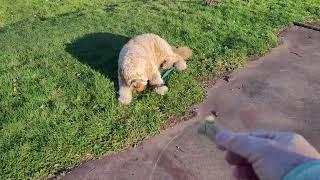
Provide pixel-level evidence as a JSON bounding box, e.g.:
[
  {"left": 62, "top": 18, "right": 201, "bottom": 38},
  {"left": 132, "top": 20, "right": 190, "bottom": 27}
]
[
  {"left": 280, "top": 132, "right": 296, "bottom": 139},
  {"left": 292, "top": 133, "right": 304, "bottom": 141}
]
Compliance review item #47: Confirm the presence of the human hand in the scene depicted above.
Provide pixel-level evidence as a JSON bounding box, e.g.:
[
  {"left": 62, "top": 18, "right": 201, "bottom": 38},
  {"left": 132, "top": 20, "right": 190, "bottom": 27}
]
[{"left": 216, "top": 130, "right": 320, "bottom": 180}]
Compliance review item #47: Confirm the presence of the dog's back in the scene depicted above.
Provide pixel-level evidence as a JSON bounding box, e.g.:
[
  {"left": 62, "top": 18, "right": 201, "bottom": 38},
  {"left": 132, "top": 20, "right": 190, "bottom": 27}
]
[{"left": 118, "top": 34, "right": 172, "bottom": 83}]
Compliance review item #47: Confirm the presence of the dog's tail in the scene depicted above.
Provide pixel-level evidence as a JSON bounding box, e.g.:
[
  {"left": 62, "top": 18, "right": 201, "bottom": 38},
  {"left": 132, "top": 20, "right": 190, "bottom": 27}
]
[{"left": 172, "top": 47, "right": 192, "bottom": 60}]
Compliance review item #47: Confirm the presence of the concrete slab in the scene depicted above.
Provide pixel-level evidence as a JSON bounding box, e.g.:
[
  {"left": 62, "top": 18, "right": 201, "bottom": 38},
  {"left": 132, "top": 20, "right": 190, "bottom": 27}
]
[{"left": 63, "top": 26, "right": 320, "bottom": 180}]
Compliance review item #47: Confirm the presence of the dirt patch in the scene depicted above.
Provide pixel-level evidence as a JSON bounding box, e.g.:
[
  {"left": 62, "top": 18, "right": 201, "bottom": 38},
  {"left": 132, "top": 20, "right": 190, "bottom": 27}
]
[
  {"left": 294, "top": 22, "right": 320, "bottom": 32},
  {"left": 306, "top": 21, "right": 320, "bottom": 28},
  {"left": 162, "top": 105, "right": 198, "bottom": 129},
  {"left": 204, "top": 0, "right": 221, "bottom": 6}
]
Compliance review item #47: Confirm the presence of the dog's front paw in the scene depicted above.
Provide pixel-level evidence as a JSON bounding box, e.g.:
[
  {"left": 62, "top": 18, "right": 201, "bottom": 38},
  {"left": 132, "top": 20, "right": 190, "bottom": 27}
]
[
  {"left": 119, "top": 96, "right": 132, "bottom": 105},
  {"left": 174, "top": 61, "right": 187, "bottom": 71},
  {"left": 155, "top": 85, "right": 168, "bottom": 95}
]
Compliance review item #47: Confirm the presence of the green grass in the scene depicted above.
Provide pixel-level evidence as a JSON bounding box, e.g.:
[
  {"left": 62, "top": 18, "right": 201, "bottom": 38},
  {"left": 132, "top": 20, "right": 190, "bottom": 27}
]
[{"left": 1, "top": 0, "right": 319, "bottom": 179}]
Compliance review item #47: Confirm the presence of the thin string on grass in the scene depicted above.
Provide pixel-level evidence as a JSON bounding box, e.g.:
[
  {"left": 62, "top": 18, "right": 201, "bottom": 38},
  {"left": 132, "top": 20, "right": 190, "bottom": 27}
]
[
  {"left": 147, "top": 114, "right": 220, "bottom": 180},
  {"left": 146, "top": 130, "right": 185, "bottom": 180}
]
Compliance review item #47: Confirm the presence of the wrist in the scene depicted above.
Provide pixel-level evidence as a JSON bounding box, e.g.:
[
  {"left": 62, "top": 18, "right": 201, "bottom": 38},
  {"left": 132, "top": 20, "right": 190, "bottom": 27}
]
[{"left": 283, "top": 160, "right": 320, "bottom": 180}]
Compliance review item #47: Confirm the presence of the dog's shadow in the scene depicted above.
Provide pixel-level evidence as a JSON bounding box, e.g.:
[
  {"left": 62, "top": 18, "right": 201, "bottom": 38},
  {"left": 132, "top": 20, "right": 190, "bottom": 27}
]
[{"left": 65, "top": 32, "right": 129, "bottom": 90}]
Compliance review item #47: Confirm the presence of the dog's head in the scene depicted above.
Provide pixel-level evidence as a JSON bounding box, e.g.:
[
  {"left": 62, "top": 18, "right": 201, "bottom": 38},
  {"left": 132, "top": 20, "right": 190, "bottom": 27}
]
[{"left": 130, "top": 79, "right": 147, "bottom": 93}]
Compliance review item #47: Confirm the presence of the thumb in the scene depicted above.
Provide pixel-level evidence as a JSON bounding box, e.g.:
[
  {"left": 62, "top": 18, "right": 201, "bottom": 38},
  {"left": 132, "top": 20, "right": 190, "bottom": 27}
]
[{"left": 216, "top": 130, "right": 268, "bottom": 160}]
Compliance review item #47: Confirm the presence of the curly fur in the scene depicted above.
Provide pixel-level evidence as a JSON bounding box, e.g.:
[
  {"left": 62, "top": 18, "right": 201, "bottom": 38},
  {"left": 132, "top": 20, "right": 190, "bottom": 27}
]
[{"left": 118, "top": 33, "right": 192, "bottom": 105}]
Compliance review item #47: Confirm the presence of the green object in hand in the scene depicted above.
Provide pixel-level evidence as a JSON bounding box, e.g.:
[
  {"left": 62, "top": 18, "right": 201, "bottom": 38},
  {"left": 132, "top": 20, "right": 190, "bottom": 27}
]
[{"left": 162, "top": 67, "right": 175, "bottom": 80}]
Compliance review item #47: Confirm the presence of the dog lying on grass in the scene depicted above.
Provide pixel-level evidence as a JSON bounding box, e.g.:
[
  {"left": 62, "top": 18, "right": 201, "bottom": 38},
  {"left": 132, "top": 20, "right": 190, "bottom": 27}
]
[{"left": 118, "top": 33, "right": 192, "bottom": 105}]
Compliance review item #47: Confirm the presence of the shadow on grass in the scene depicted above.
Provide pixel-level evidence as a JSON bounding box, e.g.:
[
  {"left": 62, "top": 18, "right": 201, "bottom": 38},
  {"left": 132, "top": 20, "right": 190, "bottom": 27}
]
[{"left": 65, "top": 32, "right": 129, "bottom": 89}]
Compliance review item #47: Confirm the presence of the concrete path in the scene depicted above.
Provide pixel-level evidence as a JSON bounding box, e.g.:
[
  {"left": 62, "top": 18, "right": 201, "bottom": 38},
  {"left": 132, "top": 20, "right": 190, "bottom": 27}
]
[{"left": 63, "top": 26, "right": 320, "bottom": 180}]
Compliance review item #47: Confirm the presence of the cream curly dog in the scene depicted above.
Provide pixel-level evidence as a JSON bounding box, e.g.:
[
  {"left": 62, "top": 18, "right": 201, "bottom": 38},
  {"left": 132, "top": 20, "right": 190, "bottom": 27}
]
[{"left": 118, "top": 33, "right": 192, "bottom": 105}]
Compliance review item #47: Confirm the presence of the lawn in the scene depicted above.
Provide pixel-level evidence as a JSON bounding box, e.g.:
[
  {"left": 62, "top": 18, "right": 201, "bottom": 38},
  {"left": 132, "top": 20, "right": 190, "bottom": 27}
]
[{"left": 1, "top": 0, "right": 319, "bottom": 179}]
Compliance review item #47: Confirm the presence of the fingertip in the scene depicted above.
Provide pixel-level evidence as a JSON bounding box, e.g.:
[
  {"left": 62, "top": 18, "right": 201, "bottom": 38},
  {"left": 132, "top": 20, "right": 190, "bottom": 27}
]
[
  {"left": 216, "top": 145, "right": 226, "bottom": 151},
  {"left": 233, "top": 166, "right": 258, "bottom": 180},
  {"left": 226, "top": 151, "right": 249, "bottom": 166}
]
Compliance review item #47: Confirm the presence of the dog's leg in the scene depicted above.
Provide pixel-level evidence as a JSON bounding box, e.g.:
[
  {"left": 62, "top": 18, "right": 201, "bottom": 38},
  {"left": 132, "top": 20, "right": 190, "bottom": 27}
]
[
  {"left": 162, "top": 53, "right": 184, "bottom": 70},
  {"left": 162, "top": 60, "right": 174, "bottom": 70},
  {"left": 150, "top": 71, "right": 168, "bottom": 95},
  {"left": 118, "top": 85, "right": 132, "bottom": 105},
  {"left": 154, "top": 85, "right": 169, "bottom": 96},
  {"left": 149, "top": 71, "right": 164, "bottom": 86},
  {"left": 174, "top": 60, "right": 187, "bottom": 71}
]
